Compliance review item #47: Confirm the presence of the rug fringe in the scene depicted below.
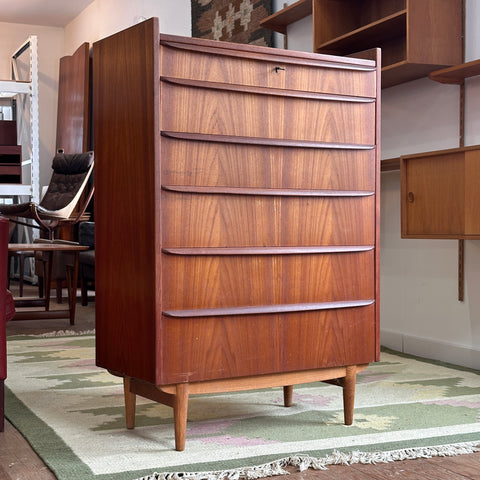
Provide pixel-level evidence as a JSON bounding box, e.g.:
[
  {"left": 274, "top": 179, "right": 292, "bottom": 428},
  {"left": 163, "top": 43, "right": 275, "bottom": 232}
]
[
  {"left": 135, "top": 442, "right": 480, "bottom": 480},
  {"left": 32, "top": 329, "right": 95, "bottom": 337}
]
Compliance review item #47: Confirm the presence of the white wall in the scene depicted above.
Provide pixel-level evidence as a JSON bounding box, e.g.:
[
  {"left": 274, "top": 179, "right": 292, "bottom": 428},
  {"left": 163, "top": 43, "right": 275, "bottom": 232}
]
[
  {"left": 0, "top": 22, "right": 63, "bottom": 190},
  {"left": 272, "top": 0, "right": 480, "bottom": 368},
  {"left": 64, "top": 0, "right": 191, "bottom": 55}
]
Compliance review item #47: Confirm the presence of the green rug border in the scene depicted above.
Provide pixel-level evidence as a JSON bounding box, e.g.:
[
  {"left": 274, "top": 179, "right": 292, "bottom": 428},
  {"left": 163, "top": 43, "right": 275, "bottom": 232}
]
[
  {"left": 6, "top": 382, "right": 480, "bottom": 480},
  {"left": 5, "top": 335, "right": 480, "bottom": 480},
  {"left": 6, "top": 381, "right": 480, "bottom": 480}
]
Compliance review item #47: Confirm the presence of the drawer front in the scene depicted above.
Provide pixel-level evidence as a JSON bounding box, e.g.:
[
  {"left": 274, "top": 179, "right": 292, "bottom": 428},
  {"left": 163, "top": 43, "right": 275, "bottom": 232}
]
[
  {"left": 162, "top": 193, "right": 375, "bottom": 247},
  {"left": 159, "top": 304, "right": 376, "bottom": 384},
  {"left": 161, "top": 83, "right": 376, "bottom": 145},
  {"left": 161, "top": 137, "right": 376, "bottom": 191},
  {"left": 160, "top": 41, "right": 377, "bottom": 98},
  {"left": 162, "top": 251, "right": 375, "bottom": 310}
]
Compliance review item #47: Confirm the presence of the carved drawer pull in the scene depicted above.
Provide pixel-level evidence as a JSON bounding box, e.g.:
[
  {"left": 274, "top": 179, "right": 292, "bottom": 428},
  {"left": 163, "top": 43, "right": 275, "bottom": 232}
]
[{"left": 407, "top": 191, "right": 415, "bottom": 203}]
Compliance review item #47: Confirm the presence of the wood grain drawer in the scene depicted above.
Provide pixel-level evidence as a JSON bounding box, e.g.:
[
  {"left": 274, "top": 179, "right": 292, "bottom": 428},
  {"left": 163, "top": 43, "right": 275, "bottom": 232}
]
[
  {"left": 161, "top": 251, "right": 375, "bottom": 310},
  {"left": 162, "top": 193, "right": 375, "bottom": 247},
  {"left": 159, "top": 304, "right": 377, "bottom": 384},
  {"left": 161, "top": 82, "right": 376, "bottom": 145},
  {"left": 161, "top": 136, "right": 376, "bottom": 191},
  {"left": 160, "top": 37, "right": 377, "bottom": 98}
]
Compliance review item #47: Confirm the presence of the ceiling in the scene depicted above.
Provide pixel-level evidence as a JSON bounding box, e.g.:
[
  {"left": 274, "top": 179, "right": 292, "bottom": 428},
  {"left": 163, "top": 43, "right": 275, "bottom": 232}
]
[{"left": 0, "top": 0, "right": 95, "bottom": 27}]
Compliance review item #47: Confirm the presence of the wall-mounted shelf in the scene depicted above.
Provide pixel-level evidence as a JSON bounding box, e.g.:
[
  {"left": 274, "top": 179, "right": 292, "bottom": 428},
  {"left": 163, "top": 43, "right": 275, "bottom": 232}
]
[
  {"left": 260, "top": 0, "right": 311, "bottom": 35},
  {"left": 429, "top": 58, "right": 480, "bottom": 84},
  {"left": 261, "top": 0, "right": 464, "bottom": 89},
  {"left": 381, "top": 157, "right": 400, "bottom": 172}
]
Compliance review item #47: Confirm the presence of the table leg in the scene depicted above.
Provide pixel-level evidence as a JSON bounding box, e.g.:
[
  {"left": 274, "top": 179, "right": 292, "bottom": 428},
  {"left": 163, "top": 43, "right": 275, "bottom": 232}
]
[
  {"left": 44, "top": 251, "right": 53, "bottom": 311},
  {"left": 66, "top": 252, "right": 80, "bottom": 325}
]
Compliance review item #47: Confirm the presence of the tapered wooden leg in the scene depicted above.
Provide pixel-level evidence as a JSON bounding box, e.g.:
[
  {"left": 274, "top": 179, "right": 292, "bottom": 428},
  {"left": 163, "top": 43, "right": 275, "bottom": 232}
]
[
  {"left": 283, "top": 385, "right": 293, "bottom": 407},
  {"left": 343, "top": 365, "right": 357, "bottom": 425},
  {"left": 173, "top": 383, "right": 189, "bottom": 451},
  {"left": 123, "top": 376, "right": 136, "bottom": 429}
]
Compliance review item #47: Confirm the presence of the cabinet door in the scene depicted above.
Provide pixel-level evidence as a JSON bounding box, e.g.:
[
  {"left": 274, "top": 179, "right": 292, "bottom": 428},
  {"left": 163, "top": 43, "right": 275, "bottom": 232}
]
[{"left": 401, "top": 153, "right": 464, "bottom": 237}]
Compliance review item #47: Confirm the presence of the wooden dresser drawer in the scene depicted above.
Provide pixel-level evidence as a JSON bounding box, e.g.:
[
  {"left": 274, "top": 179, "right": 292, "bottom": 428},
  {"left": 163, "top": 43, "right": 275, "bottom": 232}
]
[
  {"left": 162, "top": 192, "right": 375, "bottom": 247},
  {"left": 161, "top": 250, "right": 375, "bottom": 310},
  {"left": 161, "top": 82, "right": 376, "bottom": 145},
  {"left": 160, "top": 36, "right": 377, "bottom": 98},
  {"left": 159, "top": 304, "right": 376, "bottom": 384},
  {"left": 161, "top": 136, "right": 376, "bottom": 191}
]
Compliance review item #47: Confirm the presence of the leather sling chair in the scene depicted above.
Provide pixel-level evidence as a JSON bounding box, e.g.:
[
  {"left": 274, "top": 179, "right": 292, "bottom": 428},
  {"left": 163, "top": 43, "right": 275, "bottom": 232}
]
[{"left": 0, "top": 151, "right": 94, "bottom": 240}]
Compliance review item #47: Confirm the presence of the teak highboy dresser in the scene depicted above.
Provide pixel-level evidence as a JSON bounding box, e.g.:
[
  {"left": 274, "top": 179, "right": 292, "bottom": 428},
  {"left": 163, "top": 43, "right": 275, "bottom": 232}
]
[{"left": 93, "top": 18, "right": 381, "bottom": 451}]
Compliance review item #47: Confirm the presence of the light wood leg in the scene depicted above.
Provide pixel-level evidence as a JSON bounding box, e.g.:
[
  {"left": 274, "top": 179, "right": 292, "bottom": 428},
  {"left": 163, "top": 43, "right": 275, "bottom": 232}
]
[
  {"left": 173, "top": 383, "right": 189, "bottom": 451},
  {"left": 343, "top": 365, "right": 357, "bottom": 425},
  {"left": 283, "top": 385, "right": 293, "bottom": 407},
  {"left": 124, "top": 377, "right": 136, "bottom": 429}
]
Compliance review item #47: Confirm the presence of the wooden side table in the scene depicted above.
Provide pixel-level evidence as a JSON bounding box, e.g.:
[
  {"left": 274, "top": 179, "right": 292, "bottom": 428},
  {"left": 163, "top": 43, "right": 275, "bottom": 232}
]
[{"left": 8, "top": 243, "right": 88, "bottom": 324}]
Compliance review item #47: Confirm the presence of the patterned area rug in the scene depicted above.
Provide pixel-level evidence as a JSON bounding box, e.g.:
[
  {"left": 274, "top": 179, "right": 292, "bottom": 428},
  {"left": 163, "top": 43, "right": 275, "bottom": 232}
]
[
  {"left": 5, "top": 334, "right": 480, "bottom": 480},
  {"left": 191, "top": 0, "right": 272, "bottom": 47}
]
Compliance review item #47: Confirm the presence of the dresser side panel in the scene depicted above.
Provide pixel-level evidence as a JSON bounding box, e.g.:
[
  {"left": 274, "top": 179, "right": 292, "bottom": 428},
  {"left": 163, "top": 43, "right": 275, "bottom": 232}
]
[{"left": 93, "top": 18, "right": 161, "bottom": 383}]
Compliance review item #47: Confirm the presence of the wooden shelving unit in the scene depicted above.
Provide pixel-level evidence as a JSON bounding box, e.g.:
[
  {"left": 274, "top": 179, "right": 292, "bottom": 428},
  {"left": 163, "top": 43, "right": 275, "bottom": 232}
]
[
  {"left": 401, "top": 54, "right": 480, "bottom": 301},
  {"left": 261, "top": 0, "right": 464, "bottom": 89}
]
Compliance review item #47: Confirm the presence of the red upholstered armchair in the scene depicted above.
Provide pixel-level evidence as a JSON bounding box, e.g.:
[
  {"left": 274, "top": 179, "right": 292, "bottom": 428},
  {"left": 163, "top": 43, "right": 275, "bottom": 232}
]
[{"left": 1, "top": 216, "right": 15, "bottom": 432}]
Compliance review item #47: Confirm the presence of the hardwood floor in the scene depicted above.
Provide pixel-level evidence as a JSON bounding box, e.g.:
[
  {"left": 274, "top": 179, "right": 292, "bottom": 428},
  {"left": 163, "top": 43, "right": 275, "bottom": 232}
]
[{"left": 1, "top": 281, "right": 480, "bottom": 479}]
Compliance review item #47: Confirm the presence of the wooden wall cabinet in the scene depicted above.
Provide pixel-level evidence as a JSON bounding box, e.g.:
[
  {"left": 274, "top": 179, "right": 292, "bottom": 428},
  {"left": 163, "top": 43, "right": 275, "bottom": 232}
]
[
  {"left": 401, "top": 146, "right": 480, "bottom": 239},
  {"left": 261, "top": 0, "right": 463, "bottom": 89},
  {"left": 93, "top": 18, "right": 380, "bottom": 450}
]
